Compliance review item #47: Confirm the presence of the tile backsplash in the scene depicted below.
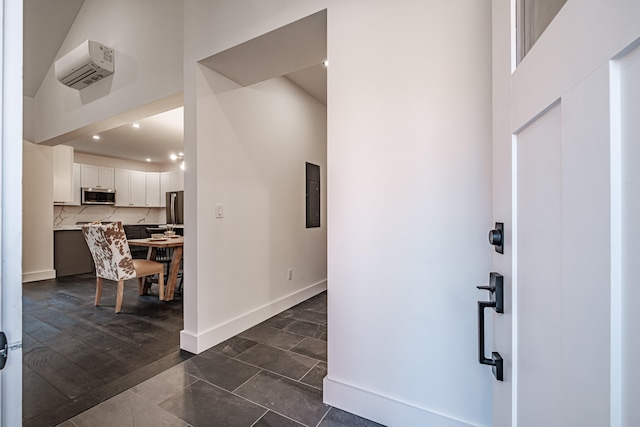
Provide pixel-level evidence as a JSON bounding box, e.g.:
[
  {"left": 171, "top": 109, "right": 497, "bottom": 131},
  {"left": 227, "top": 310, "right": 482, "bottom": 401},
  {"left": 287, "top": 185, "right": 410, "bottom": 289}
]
[{"left": 54, "top": 205, "right": 164, "bottom": 226}]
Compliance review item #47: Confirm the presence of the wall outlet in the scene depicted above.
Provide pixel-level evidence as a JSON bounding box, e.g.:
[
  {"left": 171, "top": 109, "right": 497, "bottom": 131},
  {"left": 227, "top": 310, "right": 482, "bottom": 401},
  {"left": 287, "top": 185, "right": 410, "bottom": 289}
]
[{"left": 288, "top": 269, "right": 293, "bottom": 280}]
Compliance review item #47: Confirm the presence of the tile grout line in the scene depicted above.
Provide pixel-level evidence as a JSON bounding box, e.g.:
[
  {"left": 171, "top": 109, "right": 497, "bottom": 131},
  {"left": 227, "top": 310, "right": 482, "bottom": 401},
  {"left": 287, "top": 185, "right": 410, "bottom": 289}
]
[
  {"left": 247, "top": 408, "right": 270, "bottom": 427},
  {"left": 230, "top": 368, "right": 264, "bottom": 394},
  {"left": 51, "top": 289, "right": 329, "bottom": 426},
  {"left": 220, "top": 355, "right": 321, "bottom": 389},
  {"left": 189, "top": 370, "right": 314, "bottom": 426},
  {"left": 249, "top": 409, "right": 309, "bottom": 427},
  {"left": 22, "top": 333, "right": 108, "bottom": 402},
  {"left": 184, "top": 354, "right": 329, "bottom": 425},
  {"left": 130, "top": 364, "right": 199, "bottom": 407},
  {"left": 299, "top": 360, "right": 321, "bottom": 383},
  {"left": 314, "top": 407, "right": 332, "bottom": 427},
  {"left": 24, "top": 274, "right": 187, "bottom": 426},
  {"left": 215, "top": 339, "right": 325, "bottom": 386}
]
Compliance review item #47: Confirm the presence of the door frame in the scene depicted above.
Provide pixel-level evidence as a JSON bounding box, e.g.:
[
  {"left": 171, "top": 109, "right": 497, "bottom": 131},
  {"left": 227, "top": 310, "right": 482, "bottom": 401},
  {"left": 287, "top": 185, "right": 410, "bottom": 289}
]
[{"left": 0, "top": 0, "right": 24, "bottom": 424}]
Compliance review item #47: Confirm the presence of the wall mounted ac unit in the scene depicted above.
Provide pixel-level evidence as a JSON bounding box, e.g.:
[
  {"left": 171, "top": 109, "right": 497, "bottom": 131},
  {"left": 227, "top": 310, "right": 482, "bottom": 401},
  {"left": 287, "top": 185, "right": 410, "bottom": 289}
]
[{"left": 54, "top": 40, "right": 114, "bottom": 90}]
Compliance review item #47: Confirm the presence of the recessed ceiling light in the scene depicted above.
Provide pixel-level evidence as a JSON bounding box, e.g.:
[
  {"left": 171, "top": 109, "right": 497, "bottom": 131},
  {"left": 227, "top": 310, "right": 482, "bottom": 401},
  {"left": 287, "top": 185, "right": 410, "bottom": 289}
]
[
  {"left": 322, "top": 60, "right": 329, "bottom": 67},
  {"left": 170, "top": 153, "right": 178, "bottom": 161},
  {"left": 178, "top": 152, "right": 184, "bottom": 157},
  {"left": 132, "top": 123, "right": 141, "bottom": 128},
  {"left": 92, "top": 135, "right": 100, "bottom": 140},
  {"left": 146, "top": 158, "right": 151, "bottom": 162}
]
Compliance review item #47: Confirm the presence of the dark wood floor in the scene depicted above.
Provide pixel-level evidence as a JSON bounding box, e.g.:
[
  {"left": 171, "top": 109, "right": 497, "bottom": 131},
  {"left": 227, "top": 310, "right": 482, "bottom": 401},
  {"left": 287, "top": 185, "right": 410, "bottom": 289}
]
[{"left": 22, "top": 273, "right": 190, "bottom": 427}]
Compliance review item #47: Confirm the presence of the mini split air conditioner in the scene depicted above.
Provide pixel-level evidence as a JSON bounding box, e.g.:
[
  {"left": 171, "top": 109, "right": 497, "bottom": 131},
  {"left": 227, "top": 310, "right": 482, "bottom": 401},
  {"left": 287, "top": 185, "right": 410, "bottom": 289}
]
[{"left": 54, "top": 40, "right": 114, "bottom": 90}]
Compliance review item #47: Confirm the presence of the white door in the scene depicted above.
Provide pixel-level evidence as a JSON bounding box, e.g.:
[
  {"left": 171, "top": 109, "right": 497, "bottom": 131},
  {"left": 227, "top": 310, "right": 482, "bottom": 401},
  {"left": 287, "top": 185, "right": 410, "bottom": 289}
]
[
  {"left": 492, "top": 1, "right": 640, "bottom": 426},
  {"left": 0, "top": 0, "right": 24, "bottom": 425}
]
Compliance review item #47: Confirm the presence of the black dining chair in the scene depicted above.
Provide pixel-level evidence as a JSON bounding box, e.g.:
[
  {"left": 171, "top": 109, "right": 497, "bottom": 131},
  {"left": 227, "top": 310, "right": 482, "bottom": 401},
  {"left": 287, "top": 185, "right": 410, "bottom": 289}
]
[{"left": 145, "top": 227, "right": 183, "bottom": 294}]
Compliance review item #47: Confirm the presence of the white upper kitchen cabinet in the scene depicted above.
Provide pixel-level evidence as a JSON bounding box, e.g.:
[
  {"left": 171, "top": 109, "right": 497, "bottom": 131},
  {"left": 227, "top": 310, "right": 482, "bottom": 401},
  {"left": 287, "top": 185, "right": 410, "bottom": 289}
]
[
  {"left": 81, "top": 164, "right": 115, "bottom": 188},
  {"left": 159, "top": 170, "right": 183, "bottom": 207},
  {"left": 115, "top": 169, "right": 146, "bottom": 207},
  {"left": 71, "top": 163, "right": 81, "bottom": 205},
  {"left": 114, "top": 169, "right": 130, "bottom": 206},
  {"left": 129, "top": 170, "right": 146, "bottom": 206},
  {"left": 160, "top": 172, "right": 170, "bottom": 207},
  {"left": 145, "top": 172, "right": 160, "bottom": 207},
  {"left": 56, "top": 163, "right": 81, "bottom": 206},
  {"left": 52, "top": 145, "right": 74, "bottom": 203},
  {"left": 169, "top": 170, "right": 183, "bottom": 192}
]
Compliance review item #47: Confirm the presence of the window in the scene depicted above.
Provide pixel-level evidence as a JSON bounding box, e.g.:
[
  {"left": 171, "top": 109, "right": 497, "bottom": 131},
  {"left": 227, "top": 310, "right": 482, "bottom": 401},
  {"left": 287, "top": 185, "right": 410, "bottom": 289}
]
[{"left": 517, "top": 0, "right": 568, "bottom": 64}]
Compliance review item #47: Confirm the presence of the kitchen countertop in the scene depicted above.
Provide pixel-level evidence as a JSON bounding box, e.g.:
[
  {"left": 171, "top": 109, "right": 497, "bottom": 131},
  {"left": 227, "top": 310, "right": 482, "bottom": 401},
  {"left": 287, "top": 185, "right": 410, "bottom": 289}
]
[
  {"left": 54, "top": 223, "right": 184, "bottom": 231},
  {"left": 54, "top": 225, "right": 84, "bottom": 230}
]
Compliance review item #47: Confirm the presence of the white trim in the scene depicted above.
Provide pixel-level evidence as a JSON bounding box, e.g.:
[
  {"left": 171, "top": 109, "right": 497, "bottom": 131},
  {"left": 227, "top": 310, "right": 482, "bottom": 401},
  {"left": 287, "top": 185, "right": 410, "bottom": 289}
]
[
  {"left": 323, "top": 377, "right": 480, "bottom": 427},
  {"left": 510, "top": 133, "right": 518, "bottom": 427},
  {"left": 608, "top": 56, "right": 622, "bottom": 427},
  {"left": 22, "top": 270, "right": 56, "bottom": 283},
  {"left": 180, "top": 280, "right": 327, "bottom": 354}
]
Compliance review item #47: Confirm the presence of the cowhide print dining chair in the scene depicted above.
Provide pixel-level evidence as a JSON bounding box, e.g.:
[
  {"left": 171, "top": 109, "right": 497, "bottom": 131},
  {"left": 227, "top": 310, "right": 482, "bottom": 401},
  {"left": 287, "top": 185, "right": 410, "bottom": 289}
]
[{"left": 81, "top": 221, "right": 165, "bottom": 313}]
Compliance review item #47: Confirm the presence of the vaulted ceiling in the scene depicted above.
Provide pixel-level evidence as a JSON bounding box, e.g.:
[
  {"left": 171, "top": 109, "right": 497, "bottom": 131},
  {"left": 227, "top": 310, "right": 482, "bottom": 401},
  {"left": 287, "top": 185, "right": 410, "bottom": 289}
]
[{"left": 23, "top": 1, "right": 326, "bottom": 164}]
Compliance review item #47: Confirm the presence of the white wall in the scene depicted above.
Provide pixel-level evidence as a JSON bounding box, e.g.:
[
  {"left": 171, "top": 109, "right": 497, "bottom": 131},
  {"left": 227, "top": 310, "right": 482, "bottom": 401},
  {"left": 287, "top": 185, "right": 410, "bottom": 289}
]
[
  {"left": 184, "top": 1, "right": 493, "bottom": 426},
  {"left": 23, "top": 141, "right": 55, "bottom": 282},
  {"left": 180, "top": 64, "right": 328, "bottom": 351},
  {"left": 182, "top": 1, "right": 330, "bottom": 355},
  {"left": 324, "top": 1, "right": 493, "bottom": 426},
  {"left": 32, "top": 0, "right": 183, "bottom": 144},
  {"left": 23, "top": 96, "right": 35, "bottom": 142}
]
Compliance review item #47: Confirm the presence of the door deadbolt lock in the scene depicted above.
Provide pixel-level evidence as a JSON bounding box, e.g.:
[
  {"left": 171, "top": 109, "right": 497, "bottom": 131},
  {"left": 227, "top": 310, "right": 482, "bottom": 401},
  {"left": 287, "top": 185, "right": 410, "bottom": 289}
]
[
  {"left": 488, "top": 229, "right": 502, "bottom": 246},
  {"left": 488, "top": 222, "right": 504, "bottom": 254}
]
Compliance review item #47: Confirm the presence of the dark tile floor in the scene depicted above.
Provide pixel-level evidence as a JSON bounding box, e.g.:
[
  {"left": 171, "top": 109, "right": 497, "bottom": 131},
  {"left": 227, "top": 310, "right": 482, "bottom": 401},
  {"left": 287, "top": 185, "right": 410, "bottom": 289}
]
[
  {"left": 24, "top": 275, "right": 383, "bottom": 426},
  {"left": 23, "top": 273, "right": 190, "bottom": 427}
]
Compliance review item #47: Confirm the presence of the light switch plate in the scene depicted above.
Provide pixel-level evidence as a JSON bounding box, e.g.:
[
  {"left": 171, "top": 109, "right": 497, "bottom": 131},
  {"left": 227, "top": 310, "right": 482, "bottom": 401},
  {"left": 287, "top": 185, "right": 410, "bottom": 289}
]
[{"left": 215, "top": 204, "right": 223, "bottom": 218}]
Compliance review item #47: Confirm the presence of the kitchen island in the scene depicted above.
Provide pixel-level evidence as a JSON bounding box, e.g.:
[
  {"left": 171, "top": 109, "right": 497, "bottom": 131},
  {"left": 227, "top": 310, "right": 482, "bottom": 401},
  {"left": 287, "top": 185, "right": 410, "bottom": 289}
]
[
  {"left": 53, "top": 229, "right": 94, "bottom": 277},
  {"left": 53, "top": 223, "right": 173, "bottom": 277}
]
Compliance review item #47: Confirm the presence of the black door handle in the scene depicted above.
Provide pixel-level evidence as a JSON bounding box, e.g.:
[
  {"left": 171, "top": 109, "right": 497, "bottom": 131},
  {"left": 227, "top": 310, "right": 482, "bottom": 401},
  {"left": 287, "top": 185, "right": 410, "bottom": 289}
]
[{"left": 477, "top": 272, "right": 503, "bottom": 381}]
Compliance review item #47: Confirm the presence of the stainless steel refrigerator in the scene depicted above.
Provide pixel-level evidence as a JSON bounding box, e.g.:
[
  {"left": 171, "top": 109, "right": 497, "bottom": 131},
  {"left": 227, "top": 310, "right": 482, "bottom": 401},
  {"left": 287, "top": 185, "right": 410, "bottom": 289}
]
[{"left": 166, "top": 191, "right": 184, "bottom": 224}]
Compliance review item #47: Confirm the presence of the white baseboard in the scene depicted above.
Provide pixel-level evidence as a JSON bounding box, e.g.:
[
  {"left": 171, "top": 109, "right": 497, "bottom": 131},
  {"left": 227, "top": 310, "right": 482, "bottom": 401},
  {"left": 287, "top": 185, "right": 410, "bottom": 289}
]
[
  {"left": 323, "top": 377, "right": 479, "bottom": 427},
  {"left": 180, "top": 279, "right": 327, "bottom": 354},
  {"left": 22, "top": 269, "right": 56, "bottom": 283}
]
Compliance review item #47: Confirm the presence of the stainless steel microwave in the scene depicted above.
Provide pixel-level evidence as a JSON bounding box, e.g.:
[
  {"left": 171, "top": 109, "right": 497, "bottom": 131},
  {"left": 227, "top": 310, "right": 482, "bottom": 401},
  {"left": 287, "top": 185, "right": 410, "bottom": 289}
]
[{"left": 81, "top": 187, "right": 116, "bottom": 205}]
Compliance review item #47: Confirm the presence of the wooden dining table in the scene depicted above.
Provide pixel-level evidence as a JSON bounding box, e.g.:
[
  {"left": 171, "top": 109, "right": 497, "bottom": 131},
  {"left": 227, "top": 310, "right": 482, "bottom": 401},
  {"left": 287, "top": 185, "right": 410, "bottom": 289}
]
[{"left": 128, "top": 236, "right": 184, "bottom": 301}]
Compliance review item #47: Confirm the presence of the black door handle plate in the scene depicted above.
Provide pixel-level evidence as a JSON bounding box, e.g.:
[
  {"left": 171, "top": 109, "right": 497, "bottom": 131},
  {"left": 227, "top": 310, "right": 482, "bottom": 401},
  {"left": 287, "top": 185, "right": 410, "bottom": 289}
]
[{"left": 477, "top": 273, "right": 504, "bottom": 381}]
